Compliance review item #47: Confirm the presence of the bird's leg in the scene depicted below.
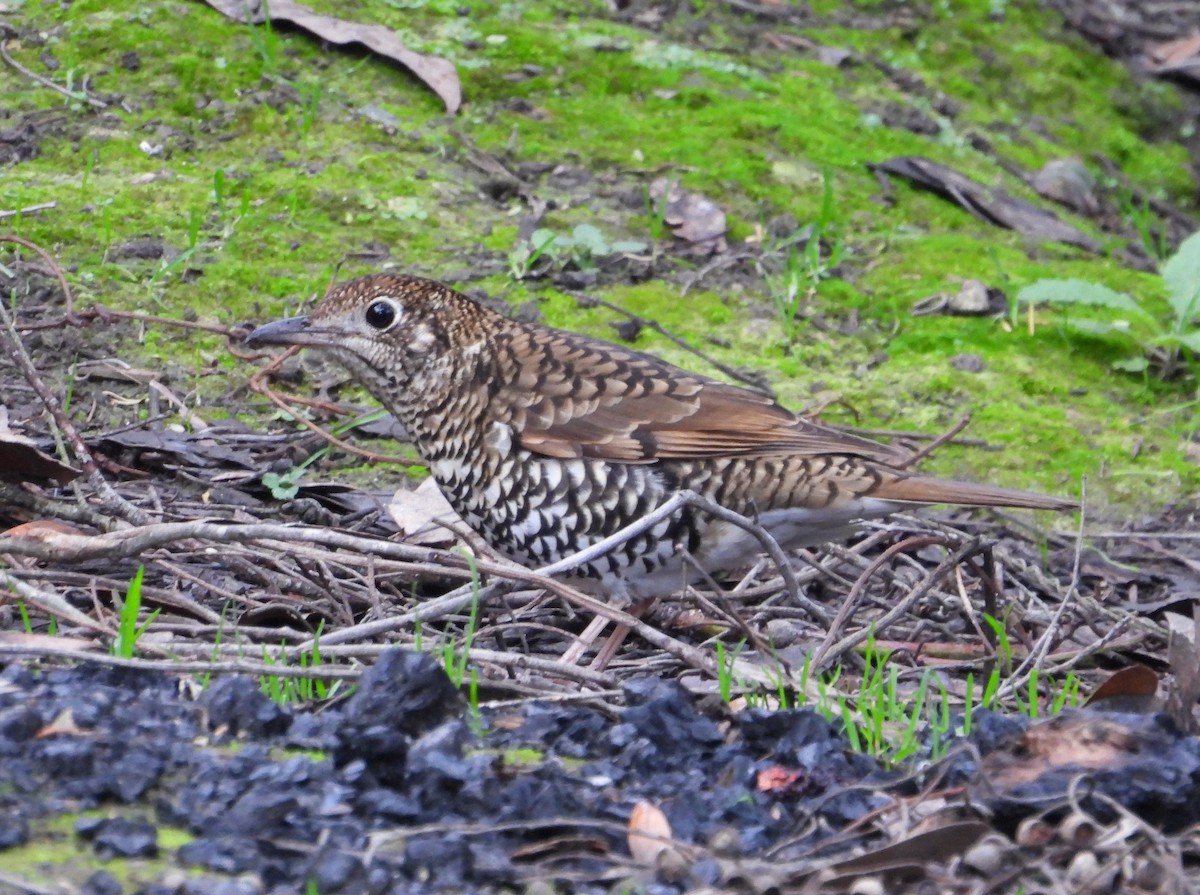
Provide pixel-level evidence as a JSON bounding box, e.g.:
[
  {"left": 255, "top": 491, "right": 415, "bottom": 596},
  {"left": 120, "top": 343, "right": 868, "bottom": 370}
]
[
  {"left": 591, "top": 600, "right": 654, "bottom": 671},
  {"left": 559, "top": 614, "right": 610, "bottom": 666},
  {"left": 559, "top": 599, "right": 653, "bottom": 670}
]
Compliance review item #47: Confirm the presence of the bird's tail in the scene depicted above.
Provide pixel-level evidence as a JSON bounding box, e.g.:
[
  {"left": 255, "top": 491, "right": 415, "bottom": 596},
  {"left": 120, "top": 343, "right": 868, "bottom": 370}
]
[{"left": 871, "top": 472, "right": 1077, "bottom": 511}]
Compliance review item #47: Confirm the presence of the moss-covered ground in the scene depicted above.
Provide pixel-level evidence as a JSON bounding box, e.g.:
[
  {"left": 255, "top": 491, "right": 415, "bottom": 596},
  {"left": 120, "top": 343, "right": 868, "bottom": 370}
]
[{"left": 2, "top": 0, "right": 1196, "bottom": 517}]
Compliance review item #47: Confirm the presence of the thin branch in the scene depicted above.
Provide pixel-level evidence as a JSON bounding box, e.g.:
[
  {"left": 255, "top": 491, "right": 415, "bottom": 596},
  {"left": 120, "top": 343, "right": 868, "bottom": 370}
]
[
  {"left": 0, "top": 38, "right": 108, "bottom": 109},
  {"left": 0, "top": 202, "right": 56, "bottom": 220},
  {"left": 995, "top": 476, "right": 1088, "bottom": 701}
]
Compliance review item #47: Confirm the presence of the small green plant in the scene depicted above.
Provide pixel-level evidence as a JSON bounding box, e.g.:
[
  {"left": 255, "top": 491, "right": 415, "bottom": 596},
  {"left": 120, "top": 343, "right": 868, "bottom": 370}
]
[
  {"left": 508, "top": 229, "right": 557, "bottom": 280},
  {"left": 112, "top": 566, "right": 158, "bottom": 658},
  {"left": 509, "top": 224, "right": 646, "bottom": 280},
  {"left": 1116, "top": 186, "right": 1170, "bottom": 263},
  {"left": 260, "top": 621, "right": 342, "bottom": 705},
  {"left": 17, "top": 600, "right": 57, "bottom": 637},
  {"left": 835, "top": 635, "right": 953, "bottom": 763},
  {"left": 197, "top": 604, "right": 232, "bottom": 691},
  {"left": 262, "top": 410, "right": 388, "bottom": 499},
  {"left": 149, "top": 207, "right": 203, "bottom": 286},
  {"left": 764, "top": 171, "right": 847, "bottom": 339},
  {"left": 715, "top": 639, "right": 747, "bottom": 703},
  {"left": 1018, "top": 229, "right": 1200, "bottom": 378},
  {"left": 212, "top": 167, "right": 226, "bottom": 217},
  {"left": 436, "top": 553, "right": 483, "bottom": 727},
  {"left": 642, "top": 184, "right": 670, "bottom": 243},
  {"left": 248, "top": 0, "right": 281, "bottom": 75},
  {"left": 296, "top": 80, "right": 323, "bottom": 144},
  {"left": 732, "top": 619, "right": 1079, "bottom": 764}
]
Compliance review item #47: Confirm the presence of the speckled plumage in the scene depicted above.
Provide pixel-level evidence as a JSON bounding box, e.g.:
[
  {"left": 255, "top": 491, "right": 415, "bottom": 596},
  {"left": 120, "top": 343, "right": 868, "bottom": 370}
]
[{"left": 247, "top": 273, "right": 1075, "bottom": 602}]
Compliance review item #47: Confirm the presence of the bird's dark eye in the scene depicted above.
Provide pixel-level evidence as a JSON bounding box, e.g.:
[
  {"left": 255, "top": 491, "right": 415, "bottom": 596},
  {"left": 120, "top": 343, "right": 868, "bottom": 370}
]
[{"left": 365, "top": 300, "right": 397, "bottom": 330}]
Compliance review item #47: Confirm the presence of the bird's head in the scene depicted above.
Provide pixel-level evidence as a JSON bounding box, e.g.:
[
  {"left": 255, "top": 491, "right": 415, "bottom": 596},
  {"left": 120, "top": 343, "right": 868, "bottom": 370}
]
[{"left": 246, "top": 273, "right": 495, "bottom": 417}]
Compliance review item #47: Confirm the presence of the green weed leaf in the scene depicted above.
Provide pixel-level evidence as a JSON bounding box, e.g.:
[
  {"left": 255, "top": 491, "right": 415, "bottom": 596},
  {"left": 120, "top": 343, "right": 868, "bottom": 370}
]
[
  {"left": 1112, "top": 356, "right": 1150, "bottom": 373},
  {"left": 1063, "top": 318, "right": 1134, "bottom": 338},
  {"left": 263, "top": 471, "right": 300, "bottom": 500},
  {"left": 571, "top": 224, "right": 608, "bottom": 255},
  {"left": 1161, "top": 230, "right": 1200, "bottom": 326},
  {"left": 609, "top": 239, "right": 648, "bottom": 254},
  {"left": 1017, "top": 278, "right": 1147, "bottom": 317}
]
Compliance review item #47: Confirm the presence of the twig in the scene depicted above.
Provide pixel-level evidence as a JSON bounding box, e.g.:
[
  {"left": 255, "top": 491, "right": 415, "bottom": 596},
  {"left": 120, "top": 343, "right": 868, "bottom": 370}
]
[
  {"left": 811, "top": 538, "right": 983, "bottom": 671},
  {"left": 1, "top": 234, "right": 75, "bottom": 317},
  {"left": 995, "top": 477, "right": 1087, "bottom": 701},
  {"left": 810, "top": 534, "right": 951, "bottom": 669},
  {"left": 0, "top": 38, "right": 108, "bottom": 109},
  {"left": 0, "top": 480, "right": 114, "bottom": 528},
  {"left": 310, "top": 486, "right": 823, "bottom": 653},
  {"left": 0, "top": 869, "right": 62, "bottom": 895},
  {"left": 0, "top": 643, "right": 361, "bottom": 680},
  {"left": 0, "top": 298, "right": 149, "bottom": 525},
  {"left": 0, "top": 202, "right": 56, "bottom": 220},
  {"left": 0, "top": 568, "right": 114, "bottom": 635},
  {"left": 898, "top": 414, "right": 972, "bottom": 468}
]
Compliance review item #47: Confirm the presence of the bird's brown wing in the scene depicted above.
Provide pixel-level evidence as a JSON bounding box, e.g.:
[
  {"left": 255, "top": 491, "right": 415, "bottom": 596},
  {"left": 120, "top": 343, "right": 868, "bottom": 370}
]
[{"left": 494, "top": 326, "right": 906, "bottom": 464}]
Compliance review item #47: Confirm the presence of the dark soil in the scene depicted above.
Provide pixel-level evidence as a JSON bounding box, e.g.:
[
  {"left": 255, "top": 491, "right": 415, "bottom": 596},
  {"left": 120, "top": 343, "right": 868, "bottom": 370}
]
[{"left": 6, "top": 651, "right": 1200, "bottom": 894}]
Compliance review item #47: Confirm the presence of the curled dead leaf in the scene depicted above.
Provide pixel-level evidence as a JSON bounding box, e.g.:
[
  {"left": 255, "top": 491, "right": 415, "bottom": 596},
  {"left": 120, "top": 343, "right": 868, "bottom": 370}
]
[
  {"left": 2, "top": 520, "right": 90, "bottom": 541},
  {"left": 200, "top": 0, "right": 461, "bottom": 113},
  {"left": 387, "top": 477, "right": 460, "bottom": 547},
  {"left": 0, "top": 407, "right": 79, "bottom": 486},
  {"left": 627, "top": 800, "right": 673, "bottom": 866}
]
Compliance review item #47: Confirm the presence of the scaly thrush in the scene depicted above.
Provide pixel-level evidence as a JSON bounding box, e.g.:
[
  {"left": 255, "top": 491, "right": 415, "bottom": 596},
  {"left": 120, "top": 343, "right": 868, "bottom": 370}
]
[{"left": 247, "top": 274, "right": 1074, "bottom": 607}]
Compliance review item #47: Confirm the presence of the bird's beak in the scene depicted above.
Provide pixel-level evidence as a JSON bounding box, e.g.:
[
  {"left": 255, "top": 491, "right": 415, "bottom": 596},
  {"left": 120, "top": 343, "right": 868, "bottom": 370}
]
[{"left": 245, "top": 315, "right": 317, "bottom": 348}]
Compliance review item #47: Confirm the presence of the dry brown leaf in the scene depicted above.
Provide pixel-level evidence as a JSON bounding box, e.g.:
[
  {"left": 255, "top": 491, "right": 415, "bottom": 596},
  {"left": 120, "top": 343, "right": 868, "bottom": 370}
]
[
  {"left": 648, "top": 178, "right": 727, "bottom": 254},
  {"left": 871, "top": 156, "right": 1100, "bottom": 251},
  {"left": 1166, "top": 606, "right": 1200, "bottom": 734},
  {"left": 1084, "top": 665, "right": 1160, "bottom": 713},
  {"left": 756, "top": 765, "right": 804, "bottom": 793},
  {"left": 627, "top": 800, "right": 672, "bottom": 866},
  {"left": 387, "top": 477, "right": 459, "bottom": 546},
  {"left": 36, "top": 708, "right": 84, "bottom": 738},
  {"left": 824, "top": 821, "right": 990, "bottom": 880},
  {"left": 75, "top": 358, "right": 159, "bottom": 385},
  {"left": 0, "top": 407, "right": 79, "bottom": 486},
  {"left": 2, "top": 519, "right": 90, "bottom": 541},
  {"left": 200, "top": 0, "right": 461, "bottom": 113},
  {"left": 1146, "top": 35, "right": 1200, "bottom": 74}
]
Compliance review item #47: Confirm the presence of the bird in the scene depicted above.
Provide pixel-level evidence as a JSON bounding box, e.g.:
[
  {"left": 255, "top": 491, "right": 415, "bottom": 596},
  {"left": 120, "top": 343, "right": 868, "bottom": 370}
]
[{"left": 247, "top": 273, "right": 1075, "bottom": 661}]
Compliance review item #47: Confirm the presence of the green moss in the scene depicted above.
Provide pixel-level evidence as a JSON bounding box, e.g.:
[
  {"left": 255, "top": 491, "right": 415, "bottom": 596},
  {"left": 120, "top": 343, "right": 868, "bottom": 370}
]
[
  {"left": 0, "top": 811, "right": 195, "bottom": 888},
  {"left": 3, "top": 0, "right": 1197, "bottom": 512}
]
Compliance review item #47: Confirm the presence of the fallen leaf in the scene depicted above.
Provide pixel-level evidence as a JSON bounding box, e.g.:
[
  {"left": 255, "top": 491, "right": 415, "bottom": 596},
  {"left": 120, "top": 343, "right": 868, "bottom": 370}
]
[
  {"left": 387, "top": 477, "right": 460, "bottom": 546},
  {"left": 199, "top": 0, "right": 461, "bottom": 113},
  {"left": 870, "top": 156, "right": 1100, "bottom": 251},
  {"left": 36, "top": 708, "right": 84, "bottom": 738},
  {"left": 1, "top": 520, "right": 89, "bottom": 540},
  {"left": 648, "top": 178, "right": 727, "bottom": 255},
  {"left": 1146, "top": 35, "right": 1200, "bottom": 78},
  {"left": 980, "top": 713, "right": 1159, "bottom": 789},
  {"left": 0, "top": 407, "right": 79, "bottom": 486},
  {"left": 1084, "top": 665, "right": 1160, "bottom": 713},
  {"left": 756, "top": 765, "right": 804, "bottom": 792},
  {"left": 627, "top": 800, "right": 672, "bottom": 866},
  {"left": 1166, "top": 606, "right": 1200, "bottom": 734},
  {"left": 824, "top": 821, "right": 990, "bottom": 880}
]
